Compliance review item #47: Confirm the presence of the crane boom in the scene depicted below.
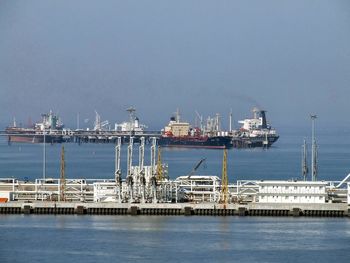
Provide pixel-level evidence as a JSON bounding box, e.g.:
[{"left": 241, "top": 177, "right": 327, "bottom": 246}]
[{"left": 187, "top": 158, "right": 206, "bottom": 178}]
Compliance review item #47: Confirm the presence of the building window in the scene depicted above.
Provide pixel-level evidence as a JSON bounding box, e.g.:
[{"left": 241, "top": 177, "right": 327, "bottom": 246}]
[
  {"left": 285, "top": 196, "right": 289, "bottom": 199},
  {"left": 294, "top": 196, "right": 297, "bottom": 200},
  {"left": 294, "top": 186, "right": 297, "bottom": 190}
]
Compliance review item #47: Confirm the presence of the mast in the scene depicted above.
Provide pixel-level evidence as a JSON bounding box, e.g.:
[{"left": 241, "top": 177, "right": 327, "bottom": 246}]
[
  {"left": 176, "top": 108, "right": 180, "bottom": 123},
  {"left": 77, "top": 112, "right": 80, "bottom": 130},
  {"left": 311, "top": 115, "right": 318, "bottom": 181},
  {"left": 115, "top": 137, "right": 122, "bottom": 203},
  {"left": 43, "top": 128, "right": 46, "bottom": 180},
  {"left": 126, "top": 107, "right": 136, "bottom": 132},
  {"left": 220, "top": 149, "right": 228, "bottom": 208},
  {"left": 302, "top": 139, "right": 308, "bottom": 181},
  {"left": 229, "top": 109, "right": 232, "bottom": 132}
]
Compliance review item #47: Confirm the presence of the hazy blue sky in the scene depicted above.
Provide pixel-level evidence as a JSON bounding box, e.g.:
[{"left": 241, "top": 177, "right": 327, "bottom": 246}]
[{"left": 0, "top": 0, "right": 349, "bottom": 131}]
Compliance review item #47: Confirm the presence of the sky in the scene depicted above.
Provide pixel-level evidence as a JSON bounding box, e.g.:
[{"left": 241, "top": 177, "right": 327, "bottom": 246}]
[{"left": 0, "top": 0, "right": 349, "bottom": 132}]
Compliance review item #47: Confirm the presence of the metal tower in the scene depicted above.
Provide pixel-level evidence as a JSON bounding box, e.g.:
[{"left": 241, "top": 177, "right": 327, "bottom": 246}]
[
  {"left": 139, "top": 137, "right": 146, "bottom": 203},
  {"left": 126, "top": 137, "right": 134, "bottom": 202},
  {"left": 60, "top": 145, "right": 66, "bottom": 202},
  {"left": 115, "top": 137, "right": 122, "bottom": 202},
  {"left": 156, "top": 146, "right": 163, "bottom": 181},
  {"left": 220, "top": 149, "right": 228, "bottom": 208},
  {"left": 150, "top": 137, "right": 158, "bottom": 203},
  {"left": 302, "top": 139, "right": 308, "bottom": 181}
]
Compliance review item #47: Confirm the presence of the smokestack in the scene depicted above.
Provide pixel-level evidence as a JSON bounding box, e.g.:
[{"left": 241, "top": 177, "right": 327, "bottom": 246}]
[{"left": 260, "top": 110, "right": 267, "bottom": 129}]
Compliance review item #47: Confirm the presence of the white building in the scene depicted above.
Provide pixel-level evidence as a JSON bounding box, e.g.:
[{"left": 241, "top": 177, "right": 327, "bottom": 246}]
[
  {"left": 348, "top": 183, "right": 350, "bottom": 205},
  {"left": 175, "top": 175, "right": 221, "bottom": 202},
  {"left": 258, "top": 181, "right": 327, "bottom": 204},
  {"left": 93, "top": 182, "right": 118, "bottom": 202}
]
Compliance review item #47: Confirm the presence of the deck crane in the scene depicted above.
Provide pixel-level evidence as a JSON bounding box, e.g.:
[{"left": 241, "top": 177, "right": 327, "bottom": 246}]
[
  {"left": 195, "top": 110, "right": 203, "bottom": 131},
  {"left": 187, "top": 158, "right": 206, "bottom": 179}
]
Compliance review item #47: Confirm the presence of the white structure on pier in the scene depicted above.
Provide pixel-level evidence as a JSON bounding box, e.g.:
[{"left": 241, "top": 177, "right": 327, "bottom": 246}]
[{"left": 258, "top": 181, "right": 327, "bottom": 204}]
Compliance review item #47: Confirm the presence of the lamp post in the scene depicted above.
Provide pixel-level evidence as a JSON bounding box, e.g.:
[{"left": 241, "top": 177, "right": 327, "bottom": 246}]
[
  {"left": 43, "top": 128, "right": 46, "bottom": 180},
  {"left": 310, "top": 115, "right": 317, "bottom": 181}
]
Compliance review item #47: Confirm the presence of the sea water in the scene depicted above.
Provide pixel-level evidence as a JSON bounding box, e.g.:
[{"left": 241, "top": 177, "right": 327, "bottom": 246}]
[{"left": 0, "top": 133, "right": 350, "bottom": 262}]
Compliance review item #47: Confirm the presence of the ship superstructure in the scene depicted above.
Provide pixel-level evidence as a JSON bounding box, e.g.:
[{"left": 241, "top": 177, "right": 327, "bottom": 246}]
[
  {"left": 159, "top": 110, "right": 233, "bottom": 149},
  {"left": 114, "top": 107, "right": 147, "bottom": 135},
  {"left": 35, "top": 110, "right": 64, "bottom": 131},
  {"left": 232, "top": 107, "right": 279, "bottom": 147},
  {"left": 6, "top": 110, "right": 64, "bottom": 143}
]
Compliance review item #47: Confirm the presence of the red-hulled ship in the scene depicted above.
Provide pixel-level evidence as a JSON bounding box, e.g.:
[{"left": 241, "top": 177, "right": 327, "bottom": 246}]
[{"left": 158, "top": 111, "right": 233, "bottom": 149}]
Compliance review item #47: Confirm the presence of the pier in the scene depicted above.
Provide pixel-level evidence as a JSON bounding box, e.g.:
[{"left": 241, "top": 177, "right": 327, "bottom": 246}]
[
  {"left": 1, "top": 130, "right": 162, "bottom": 144},
  {"left": 1, "top": 136, "right": 349, "bottom": 218}
]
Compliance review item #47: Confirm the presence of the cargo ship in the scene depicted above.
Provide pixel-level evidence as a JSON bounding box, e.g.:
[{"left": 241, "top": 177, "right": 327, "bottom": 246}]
[
  {"left": 6, "top": 111, "right": 64, "bottom": 143},
  {"left": 158, "top": 110, "right": 233, "bottom": 149},
  {"left": 231, "top": 108, "right": 279, "bottom": 148}
]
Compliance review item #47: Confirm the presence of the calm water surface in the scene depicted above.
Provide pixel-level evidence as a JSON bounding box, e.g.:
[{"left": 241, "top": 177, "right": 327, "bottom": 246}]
[{"left": 0, "top": 216, "right": 349, "bottom": 263}]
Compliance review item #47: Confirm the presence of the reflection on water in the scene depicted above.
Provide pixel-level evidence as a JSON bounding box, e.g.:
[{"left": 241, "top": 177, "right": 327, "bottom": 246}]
[{"left": 0, "top": 215, "right": 349, "bottom": 263}]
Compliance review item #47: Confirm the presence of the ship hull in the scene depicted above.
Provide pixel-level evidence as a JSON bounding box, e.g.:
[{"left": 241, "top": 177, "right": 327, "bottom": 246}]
[
  {"left": 232, "top": 135, "right": 279, "bottom": 148},
  {"left": 158, "top": 136, "right": 233, "bottom": 149},
  {"left": 8, "top": 135, "right": 63, "bottom": 144},
  {"left": 6, "top": 128, "right": 63, "bottom": 144}
]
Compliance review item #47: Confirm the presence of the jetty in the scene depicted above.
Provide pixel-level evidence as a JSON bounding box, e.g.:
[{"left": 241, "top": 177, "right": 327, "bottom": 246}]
[{"left": 0, "top": 137, "right": 350, "bottom": 217}]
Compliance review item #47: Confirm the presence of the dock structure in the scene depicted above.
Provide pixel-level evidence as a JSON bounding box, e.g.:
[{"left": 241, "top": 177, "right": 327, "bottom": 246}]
[
  {"left": 1, "top": 177, "right": 349, "bottom": 217},
  {"left": 1, "top": 129, "right": 162, "bottom": 144},
  {"left": 1, "top": 137, "right": 350, "bottom": 217},
  {"left": 0, "top": 202, "right": 349, "bottom": 217}
]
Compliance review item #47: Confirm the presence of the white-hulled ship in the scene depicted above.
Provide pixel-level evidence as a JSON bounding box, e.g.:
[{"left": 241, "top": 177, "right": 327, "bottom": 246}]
[
  {"left": 114, "top": 107, "right": 147, "bottom": 135},
  {"left": 231, "top": 107, "right": 279, "bottom": 148}
]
